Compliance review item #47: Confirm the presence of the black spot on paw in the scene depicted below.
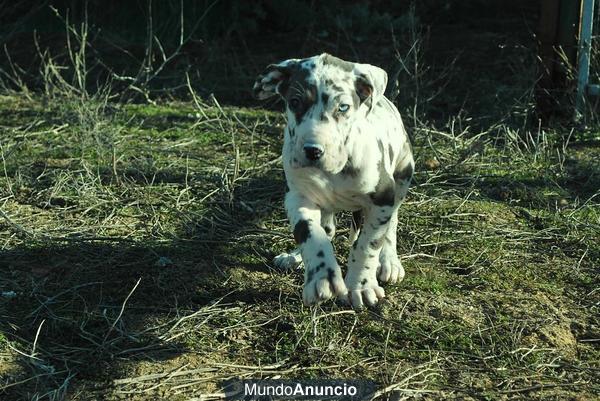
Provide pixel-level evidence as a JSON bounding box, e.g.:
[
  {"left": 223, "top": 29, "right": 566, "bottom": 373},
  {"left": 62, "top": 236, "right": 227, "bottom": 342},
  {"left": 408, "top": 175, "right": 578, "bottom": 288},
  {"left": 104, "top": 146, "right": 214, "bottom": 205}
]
[
  {"left": 293, "top": 220, "right": 310, "bottom": 244},
  {"left": 317, "top": 250, "right": 324, "bottom": 258},
  {"left": 315, "top": 261, "right": 326, "bottom": 272}
]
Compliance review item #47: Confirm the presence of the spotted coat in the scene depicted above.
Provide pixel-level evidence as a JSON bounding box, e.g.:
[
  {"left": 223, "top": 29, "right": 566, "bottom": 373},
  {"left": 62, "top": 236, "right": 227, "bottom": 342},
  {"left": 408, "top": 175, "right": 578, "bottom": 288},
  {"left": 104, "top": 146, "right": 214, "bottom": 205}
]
[{"left": 253, "top": 53, "right": 414, "bottom": 309}]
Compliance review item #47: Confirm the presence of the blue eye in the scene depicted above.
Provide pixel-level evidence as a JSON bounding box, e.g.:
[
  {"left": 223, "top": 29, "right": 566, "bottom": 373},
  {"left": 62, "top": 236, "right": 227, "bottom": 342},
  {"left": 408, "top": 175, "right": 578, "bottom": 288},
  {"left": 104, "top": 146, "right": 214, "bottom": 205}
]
[{"left": 338, "top": 104, "right": 350, "bottom": 113}]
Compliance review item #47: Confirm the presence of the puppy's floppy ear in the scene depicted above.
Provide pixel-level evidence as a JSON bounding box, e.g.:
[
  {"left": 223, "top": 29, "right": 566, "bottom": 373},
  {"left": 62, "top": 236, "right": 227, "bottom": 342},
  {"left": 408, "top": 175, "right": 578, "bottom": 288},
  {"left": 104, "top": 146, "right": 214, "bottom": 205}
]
[
  {"left": 252, "top": 58, "right": 300, "bottom": 100},
  {"left": 353, "top": 63, "right": 388, "bottom": 114}
]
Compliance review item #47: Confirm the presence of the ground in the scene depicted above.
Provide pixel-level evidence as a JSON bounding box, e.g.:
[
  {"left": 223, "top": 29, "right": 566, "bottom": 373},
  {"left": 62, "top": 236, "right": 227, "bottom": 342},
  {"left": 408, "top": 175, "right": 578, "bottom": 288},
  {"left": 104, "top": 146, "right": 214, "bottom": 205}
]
[
  {"left": 0, "top": 90, "right": 598, "bottom": 400},
  {"left": 0, "top": 2, "right": 599, "bottom": 399}
]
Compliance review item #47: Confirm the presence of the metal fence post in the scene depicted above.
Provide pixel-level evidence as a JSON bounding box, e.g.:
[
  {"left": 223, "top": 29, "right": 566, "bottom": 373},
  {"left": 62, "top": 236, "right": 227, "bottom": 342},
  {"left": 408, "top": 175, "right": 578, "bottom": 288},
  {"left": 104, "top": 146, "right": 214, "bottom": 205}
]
[{"left": 575, "top": 0, "right": 596, "bottom": 119}]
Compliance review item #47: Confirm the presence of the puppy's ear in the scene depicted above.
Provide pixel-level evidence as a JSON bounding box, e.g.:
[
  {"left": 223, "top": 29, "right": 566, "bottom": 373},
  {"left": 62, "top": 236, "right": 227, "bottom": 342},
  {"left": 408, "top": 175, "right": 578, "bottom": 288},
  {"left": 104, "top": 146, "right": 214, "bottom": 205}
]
[
  {"left": 353, "top": 63, "right": 388, "bottom": 114},
  {"left": 252, "top": 59, "right": 300, "bottom": 100}
]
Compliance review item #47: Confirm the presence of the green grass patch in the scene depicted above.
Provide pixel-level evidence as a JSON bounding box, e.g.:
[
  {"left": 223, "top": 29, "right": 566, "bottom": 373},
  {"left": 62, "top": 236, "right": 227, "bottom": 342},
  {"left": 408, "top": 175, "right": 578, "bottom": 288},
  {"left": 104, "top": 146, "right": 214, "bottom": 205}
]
[{"left": 0, "top": 94, "right": 598, "bottom": 400}]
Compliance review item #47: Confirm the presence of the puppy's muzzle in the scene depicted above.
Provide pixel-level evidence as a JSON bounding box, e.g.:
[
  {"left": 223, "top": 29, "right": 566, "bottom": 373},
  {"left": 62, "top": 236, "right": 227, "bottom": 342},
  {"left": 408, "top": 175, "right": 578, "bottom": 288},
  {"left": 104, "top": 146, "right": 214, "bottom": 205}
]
[{"left": 303, "top": 143, "right": 324, "bottom": 161}]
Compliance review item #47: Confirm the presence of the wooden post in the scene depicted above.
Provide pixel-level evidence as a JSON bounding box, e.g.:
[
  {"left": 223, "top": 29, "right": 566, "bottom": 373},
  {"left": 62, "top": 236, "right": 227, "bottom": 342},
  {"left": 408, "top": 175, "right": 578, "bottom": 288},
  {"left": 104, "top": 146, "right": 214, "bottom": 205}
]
[{"left": 536, "top": 0, "right": 583, "bottom": 119}]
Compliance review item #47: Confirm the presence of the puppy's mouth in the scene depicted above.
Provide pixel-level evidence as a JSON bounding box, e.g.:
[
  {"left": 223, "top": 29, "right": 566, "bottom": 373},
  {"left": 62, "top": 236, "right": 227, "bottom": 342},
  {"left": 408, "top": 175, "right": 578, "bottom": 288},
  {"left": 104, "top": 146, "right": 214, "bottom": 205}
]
[
  {"left": 293, "top": 156, "right": 323, "bottom": 169},
  {"left": 292, "top": 153, "right": 347, "bottom": 175}
]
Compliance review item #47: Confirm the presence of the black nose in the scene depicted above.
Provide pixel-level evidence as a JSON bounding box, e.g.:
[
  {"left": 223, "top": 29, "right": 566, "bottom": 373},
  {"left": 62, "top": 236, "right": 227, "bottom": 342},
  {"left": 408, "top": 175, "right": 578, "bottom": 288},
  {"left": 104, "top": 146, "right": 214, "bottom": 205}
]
[{"left": 303, "top": 143, "right": 324, "bottom": 161}]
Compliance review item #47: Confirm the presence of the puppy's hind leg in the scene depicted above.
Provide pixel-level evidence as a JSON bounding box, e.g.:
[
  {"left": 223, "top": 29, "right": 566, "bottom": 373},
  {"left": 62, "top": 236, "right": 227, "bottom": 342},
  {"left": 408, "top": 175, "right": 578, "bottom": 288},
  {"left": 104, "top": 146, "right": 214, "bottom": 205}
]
[
  {"left": 349, "top": 210, "right": 362, "bottom": 245},
  {"left": 321, "top": 211, "right": 336, "bottom": 240}
]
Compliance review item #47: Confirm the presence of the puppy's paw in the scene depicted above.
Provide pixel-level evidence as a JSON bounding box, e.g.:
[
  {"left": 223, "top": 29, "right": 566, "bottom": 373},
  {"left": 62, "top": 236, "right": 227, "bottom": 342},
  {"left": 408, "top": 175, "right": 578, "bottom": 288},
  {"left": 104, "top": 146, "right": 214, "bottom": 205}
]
[
  {"left": 302, "top": 264, "right": 347, "bottom": 305},
  {"left": 377, "top": 252, "right": 405, "bottom": 284},
  {"left": 344, "top": 278, "right": 385, "bottom": 310}
]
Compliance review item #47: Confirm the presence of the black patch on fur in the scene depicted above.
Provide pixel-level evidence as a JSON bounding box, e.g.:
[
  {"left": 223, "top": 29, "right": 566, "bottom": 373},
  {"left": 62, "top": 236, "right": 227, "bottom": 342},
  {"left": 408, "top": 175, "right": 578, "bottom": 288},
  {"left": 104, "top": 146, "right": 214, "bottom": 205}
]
[
  {"left": 327, "top": 267, "right": 335, "bottom": 283},
  {"left": 306, "top": 269, "right": 314, "bottom": 283},
  {"left": 361, "top": 278, "right": 367, "bottom": 286},
  {"left": 341, "top": 158, "right": 359, "bottom": 177},
  {"left": 369, "top": 237, "right": 384, "bottom": 249},
  {"left": 322, "top": 54, "right": 354, "bottom": 72},
  {"left": 316, "top": 261, "right": 326, "bottom": 271},
  {"left": 370, "top": 184, "right": 395, "bottom": 206},
  {"left": 393, "top": 163, "right": 414, "bottom": 183},
  {"left": 317, "top": 250, "right": 325, "bottom": 258},
  {"left": 370, "top": 152, "right": 396, "bottom": 206},
  {"left": 283, "top": 67, "right": 317, "bottom": 124},
  {"left": 324, "top": 226, "right": 332, "bottom": 236},
  {"left": 388, "top": 144, "right": 394, "bottom": 166},
  {"left": 321, "top": 92, "right": 329, "bottom": 105},
  {"left": 293, "top": 220, "right": 310, "bottom": 244}
]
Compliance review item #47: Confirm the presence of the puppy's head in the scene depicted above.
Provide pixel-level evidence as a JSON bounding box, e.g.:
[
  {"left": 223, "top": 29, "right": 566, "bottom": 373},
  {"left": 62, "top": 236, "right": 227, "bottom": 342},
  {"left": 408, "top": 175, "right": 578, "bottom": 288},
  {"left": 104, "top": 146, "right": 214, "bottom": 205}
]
[{"left": 253, "top": 53, "right": 387, "bottom": 174}]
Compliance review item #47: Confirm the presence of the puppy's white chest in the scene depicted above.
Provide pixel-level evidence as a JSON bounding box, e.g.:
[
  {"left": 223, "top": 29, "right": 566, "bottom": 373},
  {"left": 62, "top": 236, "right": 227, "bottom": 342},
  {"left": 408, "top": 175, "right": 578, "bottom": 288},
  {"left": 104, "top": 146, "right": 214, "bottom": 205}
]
[{"left": 287, "top": 168, "right": 365, "bottom": 211}]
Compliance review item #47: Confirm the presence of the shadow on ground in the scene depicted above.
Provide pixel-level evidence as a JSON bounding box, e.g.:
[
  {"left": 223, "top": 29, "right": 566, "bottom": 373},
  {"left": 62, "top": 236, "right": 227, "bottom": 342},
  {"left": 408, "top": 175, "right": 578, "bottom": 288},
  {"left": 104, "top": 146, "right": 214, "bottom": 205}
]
[{"left": 1, "top": 168, "right": 292, "bottom": 399}]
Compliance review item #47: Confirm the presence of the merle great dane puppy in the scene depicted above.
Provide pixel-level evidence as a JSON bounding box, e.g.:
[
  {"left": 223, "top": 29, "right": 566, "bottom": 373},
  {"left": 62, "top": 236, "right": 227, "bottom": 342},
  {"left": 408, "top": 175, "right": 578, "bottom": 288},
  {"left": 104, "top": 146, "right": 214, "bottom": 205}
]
[{"left": 253, "top": 53, "right": 414, "bottom": 309}]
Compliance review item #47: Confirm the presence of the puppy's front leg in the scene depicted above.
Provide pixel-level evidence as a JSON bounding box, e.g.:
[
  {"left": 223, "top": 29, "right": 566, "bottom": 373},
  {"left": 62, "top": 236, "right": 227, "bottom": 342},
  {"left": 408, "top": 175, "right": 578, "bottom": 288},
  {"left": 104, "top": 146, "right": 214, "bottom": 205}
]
[
  {"left": 286, "top": 192, "right": 347, "bottom": 305},
  {"left": 345, "top": 202, "right": 397, "bottom": 309}
]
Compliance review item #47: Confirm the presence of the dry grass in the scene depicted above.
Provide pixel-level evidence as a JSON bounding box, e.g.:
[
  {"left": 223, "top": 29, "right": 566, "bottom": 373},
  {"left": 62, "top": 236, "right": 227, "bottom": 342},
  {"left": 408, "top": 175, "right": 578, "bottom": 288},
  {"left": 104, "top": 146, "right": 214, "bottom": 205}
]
[
  {"left": 0, "top": 88, "right": 598, "bottom": 400},
  {"left": 1, "top": 4, "right": 599, "bottom": 400}
]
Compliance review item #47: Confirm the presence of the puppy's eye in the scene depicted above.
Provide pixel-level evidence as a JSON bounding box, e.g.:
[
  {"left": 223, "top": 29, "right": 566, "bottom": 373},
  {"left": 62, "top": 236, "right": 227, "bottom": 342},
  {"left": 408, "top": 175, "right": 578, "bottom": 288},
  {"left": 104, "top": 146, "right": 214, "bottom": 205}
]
[
  {"left": 338, "top": 103, "right": 350, "bottom": 113},
  {"left": 289, "top": 98, "right": 301, "bottom": 109}
]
